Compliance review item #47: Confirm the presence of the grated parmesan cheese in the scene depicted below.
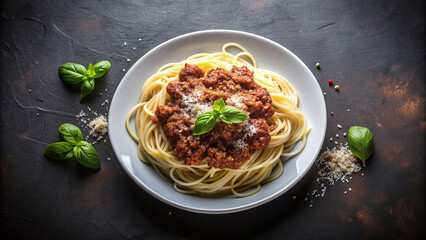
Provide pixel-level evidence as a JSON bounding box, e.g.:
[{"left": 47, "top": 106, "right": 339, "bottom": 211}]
[
  {"left": 231, "top": 121, "right": 258, "bottom": 150},
  {"left": 297, "top": 144, "right": 362, "bottom": 206},
  {"left": 317, "top": 145, "right": 361, "bottom": 184},
  {"left": 88, "top": 115, "right": 108, "bottom": 141},
  {"left": 180, "top": 93, "right": 212, "bottom": 119},
  {"left": 232, "top": 138, "right": 248, "bottom": 150},
  {"left": 226, "top": 95, "right": 244, "bottom": 108},
  {"left": 192, "top": 89, "right": 203, "bottom": 97},
  {"left": 243, "top": 121, "right": 257, "bottom": 137},
  {"left": 191, "top": 103, "right": 212, "bottom": 118}
]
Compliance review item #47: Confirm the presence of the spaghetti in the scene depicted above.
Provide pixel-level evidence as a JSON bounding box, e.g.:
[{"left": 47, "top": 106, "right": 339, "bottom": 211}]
[{"left": 126, "top": 43, "right": 308, "bottom": 197}]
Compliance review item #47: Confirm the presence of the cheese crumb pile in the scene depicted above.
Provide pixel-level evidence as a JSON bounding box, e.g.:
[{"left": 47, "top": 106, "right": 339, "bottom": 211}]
[
  {"left": 88, "top": 115, "right": 108, "bottom": 141},
  {"left": 317, "top": 145, "right": 361, "bottom": 184},
  {"left": 76, "top": 99, "right": 110, "bottom": 145}
]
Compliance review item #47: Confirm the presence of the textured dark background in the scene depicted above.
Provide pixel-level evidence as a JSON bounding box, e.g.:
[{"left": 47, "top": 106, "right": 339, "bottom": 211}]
[{"left": 1, "top": 0, "right": 425, "bottom": 239}]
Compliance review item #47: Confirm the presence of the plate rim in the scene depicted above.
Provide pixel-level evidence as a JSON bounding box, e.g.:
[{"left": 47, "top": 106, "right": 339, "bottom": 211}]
[{"left": 109, "top": 29, "right": 327, "bottom": 214}]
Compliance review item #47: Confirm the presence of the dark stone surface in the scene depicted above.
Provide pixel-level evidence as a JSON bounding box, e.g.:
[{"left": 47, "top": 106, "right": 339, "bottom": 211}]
[{"left": 1, "top": 0, "right": 424, "bottom": 239}]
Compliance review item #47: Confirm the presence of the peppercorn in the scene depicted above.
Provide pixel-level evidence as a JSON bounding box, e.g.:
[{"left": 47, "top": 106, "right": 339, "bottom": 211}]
[
  {"left": 315, "top": 63, "right": 320, "bottom": 69},
  {"left": 328, "top": 79, "right": 333, "bottom": 85}
]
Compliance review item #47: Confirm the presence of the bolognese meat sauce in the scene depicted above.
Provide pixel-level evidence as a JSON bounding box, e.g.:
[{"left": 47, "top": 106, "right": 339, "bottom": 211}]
[{"left": 152, "top": 64, "right": 274, "bottom": 169}]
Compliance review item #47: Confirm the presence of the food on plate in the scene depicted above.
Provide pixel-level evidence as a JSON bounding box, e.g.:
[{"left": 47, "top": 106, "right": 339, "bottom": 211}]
[{"left": 126, "top": 43, "right": 308, "bottom": 197}]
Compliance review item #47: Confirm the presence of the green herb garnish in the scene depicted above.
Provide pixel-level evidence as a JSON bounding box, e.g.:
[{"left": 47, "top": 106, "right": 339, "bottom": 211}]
[
  {"left": 348, "top": 126, "right": 374, "bottom": 167},
  {"left": 43, "top": 123, "right": 100, "bottom": 169},
  {"left": 59, "top": 61, "right": 111, "bottom": 102},
  {"left": 193, "top": 98, "right": 248, "bottom": 135}
]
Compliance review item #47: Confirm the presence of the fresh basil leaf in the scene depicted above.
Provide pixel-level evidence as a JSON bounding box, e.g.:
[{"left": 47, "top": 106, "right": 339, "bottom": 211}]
[
  {"left": 212, "top": 98, "right": 225, "bottom": 113},
  {"left": 348, "top": 126, "right": 374, "bottom": 167},
  {"left": 43, "top": 142, "right": 74, "bottom": 160},
  {"left": 213, "top": 110, "right": 220, "bottom": 119},
  {"left": 193, "top": 99, "right": 248, "bottom": 135},
  {"left": 59, "top": 63, "right": 87, "bottom": 84},
  {"left": 87, "top": 63, "right": 95, "bottom": 78},
  {"left": 59, "top": 123, "right": 83, "bottom": 145},
  {"left": 220, "top": 105, "right": 248, "bottom": 124},
  {"left": 80, "top": 78, "right": 95, "bottom": 102},
  {"left": 73, "top": 141, "right": 100, "bottom": 169},
  {"left": 93, "top": 60, "right": 111, "bottom": 78},
  {"left": 193, "top": 111, "right": 217, "bottom": 135}
]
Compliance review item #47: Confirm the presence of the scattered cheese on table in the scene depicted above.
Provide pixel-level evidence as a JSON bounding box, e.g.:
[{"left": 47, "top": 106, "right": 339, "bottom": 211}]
[
  {"left": 317, "top": 145, "right": 361, "bottom": 184},
  {"left": 88, "top": 115, "right": 108, "bottom": 141}
]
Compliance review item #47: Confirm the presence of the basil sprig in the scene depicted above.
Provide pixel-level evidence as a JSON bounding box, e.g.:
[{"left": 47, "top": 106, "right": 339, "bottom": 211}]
[
  {"left": 348, "top": 126, "right": 374, "bottom": 167},
  {"left": 59, "top": 123, "right": 83, "bottom": 145},
  {"left": 193, "top": 98, "right": 248, "bottom": 135},
  {"left": 59, "top": 61, "right": 111, "bottom": 102},
  {"left": 43, "top": 123, "right": 100, "bottom": 169}
]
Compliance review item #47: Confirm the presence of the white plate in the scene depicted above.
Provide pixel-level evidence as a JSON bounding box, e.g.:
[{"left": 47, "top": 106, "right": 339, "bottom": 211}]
[{"left": 109, "top": 30, "right": 326, "bottom": 214}]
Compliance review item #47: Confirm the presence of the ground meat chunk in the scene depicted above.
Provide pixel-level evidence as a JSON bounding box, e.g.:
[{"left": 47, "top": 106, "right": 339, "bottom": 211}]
[
  {"left": 255, "top": 87, "right": 273, "bottom": 104},
  {"left": 175, "top": 135, "right": 209, "bottom": 165},
  {"left": 163, "top": 114, "right": 193, "bottom": 141},
  {"left": 166, "top": 81, "right": 190, "bottom": 100},
  {"left": 179, "top": 63, "right": 203, "bottom": 81},
  {"left": 206, "top": 146, "right": 250, "bottom": 169},
  {"left": 210, "top": 121, "right": 243, "bottom": 142},
  {"left": 152, "top": 103, "right": 181, "bottom": 124},
  {"left": 230, "top": 66, "right": 254, "bottom": 88},
  {"left": 260, "top": 103, "right": 274, "bottom": 119},
  {"left": 203, "top": 68, "right": 229, "bottom": 87},
  {"left": 241, "top": 92, "right": 274, "bottom": 119},
  {"left": 202, "top": 87, "right": 221, "bottom": 102},
  {"left": 247, "top": 119, "right": 271, "bottom": 150}
]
